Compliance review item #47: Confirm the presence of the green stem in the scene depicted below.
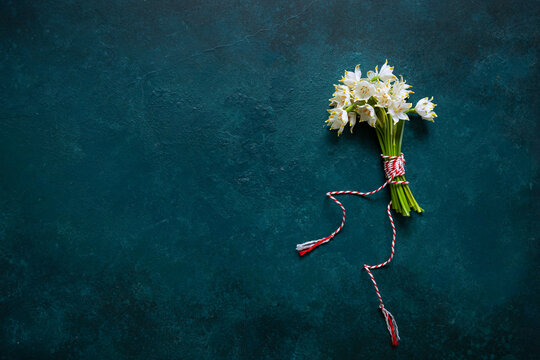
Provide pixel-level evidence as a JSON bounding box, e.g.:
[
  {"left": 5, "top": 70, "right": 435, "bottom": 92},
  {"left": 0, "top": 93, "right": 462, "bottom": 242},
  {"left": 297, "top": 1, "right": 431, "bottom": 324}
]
[
  {"left": 395, "top": 120, "right": 404, "bottom": 154},
  {"left": 390, "top": 115, "right": 409, "bottom": 215},
  {"left": 344, "top": 100, "right": 366, "bottom": 112},
  {"left": 374, "top": 116, "right": 423, "bottom": 216}
]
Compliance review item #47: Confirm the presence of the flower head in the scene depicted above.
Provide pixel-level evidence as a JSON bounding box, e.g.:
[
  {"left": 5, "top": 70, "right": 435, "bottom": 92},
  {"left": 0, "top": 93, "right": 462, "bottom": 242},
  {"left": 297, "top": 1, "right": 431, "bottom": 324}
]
[
  {"left": 340, "top": 65, "right": 362, "bottom": 88},
  {"left": 414, "top": 97, "right": 437, "bottom": 121},
  {"left": 391, "top": 76, "right": 413, "bottom": 101},
  {"left": 373, "top": 81, "right": 393, "bottom": 108},
  {"left": 387, "top": 100, "right": 412, "bottom": 123},
  {"left": 356, "top": 104, "right": 377, "bottom": 127},
  {"left": 353, "top": 80, "right": 376, "bottom": 101},
  {"left": 329, "top": 85, "right": 351, "bottom": 107},
  {"left": 367, "top": 60, "right": 397, "bottom": 82},
  {"left": 326, "top": 108, "right": 349, "bottom": 135}
]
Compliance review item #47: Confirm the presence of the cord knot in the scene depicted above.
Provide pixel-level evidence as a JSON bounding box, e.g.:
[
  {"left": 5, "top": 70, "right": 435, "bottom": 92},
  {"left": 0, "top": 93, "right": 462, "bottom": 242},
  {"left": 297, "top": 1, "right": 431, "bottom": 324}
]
[{"left": 381, "top": 154, "right": 408, "bottom": 184}]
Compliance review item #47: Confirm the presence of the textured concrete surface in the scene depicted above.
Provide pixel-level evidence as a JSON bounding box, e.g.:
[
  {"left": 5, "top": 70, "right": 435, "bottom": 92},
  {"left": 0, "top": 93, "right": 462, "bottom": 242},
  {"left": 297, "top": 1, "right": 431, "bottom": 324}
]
[{"left": 0, "top": 0, "right": 539, "bottom": 358}]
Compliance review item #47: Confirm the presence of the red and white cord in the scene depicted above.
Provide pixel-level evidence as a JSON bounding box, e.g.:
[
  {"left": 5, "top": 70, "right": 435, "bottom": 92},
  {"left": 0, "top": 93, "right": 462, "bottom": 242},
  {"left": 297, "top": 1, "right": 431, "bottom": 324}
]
[{"left": 297, "top": 153, "right": 408, "bottom": 346}]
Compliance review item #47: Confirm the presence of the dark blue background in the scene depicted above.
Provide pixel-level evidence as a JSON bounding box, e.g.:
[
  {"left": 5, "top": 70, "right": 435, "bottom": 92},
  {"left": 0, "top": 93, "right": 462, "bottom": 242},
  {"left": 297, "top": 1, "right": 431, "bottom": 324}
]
[{"left": 1, "top": 0, "right": 538, "bottom": 358}]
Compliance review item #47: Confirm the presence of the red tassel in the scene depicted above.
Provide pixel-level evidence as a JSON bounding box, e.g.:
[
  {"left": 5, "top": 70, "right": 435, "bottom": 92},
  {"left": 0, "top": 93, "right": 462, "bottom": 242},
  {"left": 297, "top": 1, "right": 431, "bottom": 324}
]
[
  {"left": 381, "top": 306, "right": 400, "bottom": 346},
  {"left": 298, "top": 237, "right": 330, "bottom": 256}
]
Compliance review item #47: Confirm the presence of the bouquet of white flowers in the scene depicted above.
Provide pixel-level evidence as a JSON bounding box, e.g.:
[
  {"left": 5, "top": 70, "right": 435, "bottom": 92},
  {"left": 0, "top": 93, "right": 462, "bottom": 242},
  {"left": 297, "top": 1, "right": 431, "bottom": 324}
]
[
  {"left": 296, "top": 62, "right": 437, "bottom": 347},
  {"left": 326, "top": 61, "right": 436, "bottom": 216}
]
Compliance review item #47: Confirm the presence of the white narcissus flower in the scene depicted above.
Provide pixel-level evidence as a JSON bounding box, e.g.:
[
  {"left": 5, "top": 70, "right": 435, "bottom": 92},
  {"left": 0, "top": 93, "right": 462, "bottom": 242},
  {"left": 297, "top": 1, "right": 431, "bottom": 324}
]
[
  {"left": 414, "top": 97, "right": 437, "bottom": 121},
  {"left": 329, "top": 85, "right": 351, "bottom": 107},
  {"left": 353, "top": 80, "right": 376, "bottom": 101},
  {"left": 391, "top": 76, "right": 413, "bottom": 101},
  {"left": 356, "top": 104, "right": 377, "bottom": 127},
  {"left": 367, "top": 60, "right": 397, "bottom": 82},
  {"left": 373, "top": 81, "right": 393, "bottom": 108},
  {"left": 326, "top": 108, "right": 349, "bottom": 135},
  {"left": 387, "top": 100, "right": 412, "bottom": 123},
  {"left": 341, "top": 65, "right": 362, "bottom": 88}
]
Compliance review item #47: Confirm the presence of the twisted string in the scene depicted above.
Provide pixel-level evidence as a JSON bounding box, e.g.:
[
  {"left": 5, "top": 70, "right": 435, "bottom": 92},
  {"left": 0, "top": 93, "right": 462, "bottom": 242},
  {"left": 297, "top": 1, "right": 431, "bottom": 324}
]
[{"left": 296, "top": 153, "right": 408, "bottom": 346}]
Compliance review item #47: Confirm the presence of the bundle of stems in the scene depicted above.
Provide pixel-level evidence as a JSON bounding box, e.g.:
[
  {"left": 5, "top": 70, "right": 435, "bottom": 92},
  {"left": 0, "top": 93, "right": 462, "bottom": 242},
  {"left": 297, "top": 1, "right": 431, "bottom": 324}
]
[
  {"left": 344, "top": 99, "right": 424, "bottom": 216},
  {"left": 374, "top": 108, "right": 423, "bottom": 216}
]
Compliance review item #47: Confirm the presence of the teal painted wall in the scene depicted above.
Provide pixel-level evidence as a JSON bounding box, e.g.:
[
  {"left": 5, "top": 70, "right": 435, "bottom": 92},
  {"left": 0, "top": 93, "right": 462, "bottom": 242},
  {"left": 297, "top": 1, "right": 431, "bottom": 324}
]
[{"left": 0, "top": 0, "right": 538, "bottom": 358}]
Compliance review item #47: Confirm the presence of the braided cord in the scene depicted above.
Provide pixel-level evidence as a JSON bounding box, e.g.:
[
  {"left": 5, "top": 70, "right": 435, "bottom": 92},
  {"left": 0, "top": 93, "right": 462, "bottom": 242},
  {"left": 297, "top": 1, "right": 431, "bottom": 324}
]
[{"left": 296, "top": 153, "right": 408, "bottom": 346}]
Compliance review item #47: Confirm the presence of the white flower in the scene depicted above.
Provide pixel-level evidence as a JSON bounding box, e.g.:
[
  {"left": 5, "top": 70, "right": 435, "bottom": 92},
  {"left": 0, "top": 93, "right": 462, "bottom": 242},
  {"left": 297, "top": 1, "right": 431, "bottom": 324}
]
[
  {"left": 367, "top": 60, "right": 397, "bottom": 82},
  {"left": 414, "top": 97, "right": 437, "bottom": 121},
  {"left": 387, "top": 100, "right": 412, "bottom": 123},
  {"left": 373, "top": 81, "right": 393, "bottom": 108},
  {"left": 352, "top": 80, "right": 376, "bottom": 101},
  {"left": 326, "top": 107, "right": 349, "bottom": 135},
  {"left": 356, "top": 104, "right": 377, "bottom": 127},
  {"left": 329, "top": 84, "right": 351, "bottom": 107},
  {"left": 341, "top": 65, "right": 362, "bottom": 88},
  {"left": 391, "top": 76, "right": 413, "bottom": 101}
]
